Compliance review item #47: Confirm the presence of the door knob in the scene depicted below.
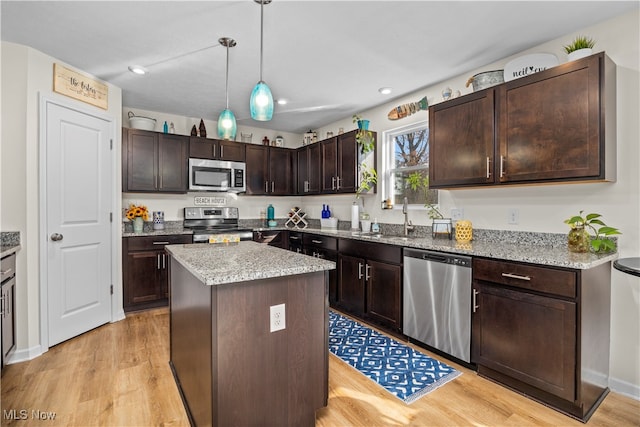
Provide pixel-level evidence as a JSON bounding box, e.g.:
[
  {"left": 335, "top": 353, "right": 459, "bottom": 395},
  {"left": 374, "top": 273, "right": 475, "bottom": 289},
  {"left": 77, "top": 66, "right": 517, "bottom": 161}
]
[{"left": 50, "top": 233, "right": 64, "bottom": 241}]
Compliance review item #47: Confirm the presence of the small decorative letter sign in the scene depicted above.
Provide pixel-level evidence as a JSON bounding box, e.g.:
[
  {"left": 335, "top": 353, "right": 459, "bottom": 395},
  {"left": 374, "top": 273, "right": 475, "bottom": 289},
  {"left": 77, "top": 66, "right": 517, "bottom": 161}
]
[{"left": 53, "top": 63, "right": 108, "bottom": 110}]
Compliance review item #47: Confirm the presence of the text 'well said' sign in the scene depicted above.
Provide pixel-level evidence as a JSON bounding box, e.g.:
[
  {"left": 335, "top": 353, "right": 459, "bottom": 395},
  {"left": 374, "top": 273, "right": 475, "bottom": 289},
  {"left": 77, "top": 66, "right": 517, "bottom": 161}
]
[{"left": 53, "top": 63, "right": 108, "bottom": 110}]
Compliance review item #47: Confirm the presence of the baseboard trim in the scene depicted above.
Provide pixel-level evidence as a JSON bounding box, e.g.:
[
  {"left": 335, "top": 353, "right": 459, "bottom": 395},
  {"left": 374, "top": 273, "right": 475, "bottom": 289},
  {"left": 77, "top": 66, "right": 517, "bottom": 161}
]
[
  {"left": 609, "top": 376, "right": 640, "bottom": 400},
  {"left": 112, "top": 309, "right": 126, "bottom": 322},
  {"left": 7, "top": 345, "right": 44, "bottom": 365}
]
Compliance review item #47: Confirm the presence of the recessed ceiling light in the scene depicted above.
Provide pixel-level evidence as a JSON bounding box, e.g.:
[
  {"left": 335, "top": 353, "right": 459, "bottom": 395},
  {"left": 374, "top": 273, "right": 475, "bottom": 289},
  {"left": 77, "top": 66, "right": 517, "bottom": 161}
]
[
  {"left": 277, "top": 99, "right": 288, "bottom": 105},
  {"left": 378, "top": 87, "right": 392, "bottom": 95},
  {"left": 128, "top": 65, "right": 147, "bottom": 75}
]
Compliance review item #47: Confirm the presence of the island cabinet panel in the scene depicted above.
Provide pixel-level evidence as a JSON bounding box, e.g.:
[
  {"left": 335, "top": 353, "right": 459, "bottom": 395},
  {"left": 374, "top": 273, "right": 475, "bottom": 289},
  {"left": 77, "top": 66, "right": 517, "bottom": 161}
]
[
  {"left": 472, "top": 257, "right": 612, "bottom": 422},
  {"left": 170, "top": 260, "right": 328, "bottom": 427},
  {"left": 429, "top": 89, "right": 496, "bottom": 188}
]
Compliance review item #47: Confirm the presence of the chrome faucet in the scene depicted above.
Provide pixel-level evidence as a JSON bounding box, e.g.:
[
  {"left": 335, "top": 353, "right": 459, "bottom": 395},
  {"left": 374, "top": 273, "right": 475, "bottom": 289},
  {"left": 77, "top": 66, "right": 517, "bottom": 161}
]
[{"left": 403, "top": 197, "right": 414, "bottom": 236}]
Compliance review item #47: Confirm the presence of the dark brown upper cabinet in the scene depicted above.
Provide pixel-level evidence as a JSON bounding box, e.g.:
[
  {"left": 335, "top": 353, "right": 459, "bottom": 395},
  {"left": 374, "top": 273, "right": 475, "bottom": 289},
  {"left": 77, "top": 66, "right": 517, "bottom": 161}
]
[
  {"left": 429, "top": 90, "right": 496, "bottom": 187},
  {"left": 429, "top": 52, "right": 615, "bottom": 189},
  {"left": 297, "top": 143, "right": 322, "bottom": 195},
  {"left": 122, "top": 129, "right": 188, "bottom": 193},
  {"left": 245, "top": 144, "right": 293, "bottom": 195},
  {"left": 321, "top": 131, "right": 374, "bottom": 194},
  {"left": 188, "top": 136, "right": 246, "bottom": 162}
]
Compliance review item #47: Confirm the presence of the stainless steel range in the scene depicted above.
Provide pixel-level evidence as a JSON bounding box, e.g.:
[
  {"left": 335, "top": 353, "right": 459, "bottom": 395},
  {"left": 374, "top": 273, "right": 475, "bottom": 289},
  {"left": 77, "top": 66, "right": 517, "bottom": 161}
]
[{"left": 184, "top": 207, "right": 254, "bottom": 243}]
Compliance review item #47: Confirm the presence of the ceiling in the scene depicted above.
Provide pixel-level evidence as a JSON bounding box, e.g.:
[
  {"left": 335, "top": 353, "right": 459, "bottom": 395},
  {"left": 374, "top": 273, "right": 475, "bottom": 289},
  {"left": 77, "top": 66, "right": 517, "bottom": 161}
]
[{"left": 1, "top": 1, "right": 637, "bottom": 134}]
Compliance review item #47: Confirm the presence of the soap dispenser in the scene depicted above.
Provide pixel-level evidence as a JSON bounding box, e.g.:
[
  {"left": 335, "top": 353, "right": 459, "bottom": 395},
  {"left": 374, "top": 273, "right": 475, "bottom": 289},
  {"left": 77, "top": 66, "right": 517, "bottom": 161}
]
[{"left": 371, "top": 218, "right": 380, "bottom": 233}]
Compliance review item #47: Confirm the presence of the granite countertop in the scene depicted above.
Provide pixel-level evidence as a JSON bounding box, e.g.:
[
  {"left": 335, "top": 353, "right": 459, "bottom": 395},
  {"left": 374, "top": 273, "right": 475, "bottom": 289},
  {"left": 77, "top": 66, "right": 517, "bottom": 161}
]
[
  {"left": 122, "top": 229, "right": 193, "bottom": 237},
  {"left": 165, "top": 241, "right": 335, "bottom": 286},
  {"left": 1, "top": 244, "right": 21, "bottom": 258},
  {"left": 294, "top": 227, "right": 618, "bottom": 270},
  {"left": 124, "top": 222, "right": 617, "bottom": 270},
  {"left": 1, "top": 231, "right": 21, "bottom": 258}
]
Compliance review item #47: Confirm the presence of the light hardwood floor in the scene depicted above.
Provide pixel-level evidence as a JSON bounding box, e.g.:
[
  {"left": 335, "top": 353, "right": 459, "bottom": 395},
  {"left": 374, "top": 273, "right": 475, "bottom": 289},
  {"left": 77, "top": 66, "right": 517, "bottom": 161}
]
[{"left": 1, "top": 308, "right": 638, "bottom": 426}]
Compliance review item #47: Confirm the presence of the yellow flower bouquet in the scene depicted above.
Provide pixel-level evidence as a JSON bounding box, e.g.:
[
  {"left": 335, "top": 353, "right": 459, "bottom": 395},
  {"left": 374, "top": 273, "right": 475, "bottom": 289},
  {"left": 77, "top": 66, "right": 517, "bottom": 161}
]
[{"left": 125, "top": 203, "right": 149, "bottom": 221}]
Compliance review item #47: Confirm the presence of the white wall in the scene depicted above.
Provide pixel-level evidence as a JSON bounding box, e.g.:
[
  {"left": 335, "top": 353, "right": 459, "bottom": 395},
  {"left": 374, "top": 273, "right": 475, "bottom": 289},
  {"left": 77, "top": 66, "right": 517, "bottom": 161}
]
[
  {"left": 1, "top": 42, "right": 123, "bottom": 360},
  {"left": 314, "top": 9, "right": 640, "bottom": 399}
]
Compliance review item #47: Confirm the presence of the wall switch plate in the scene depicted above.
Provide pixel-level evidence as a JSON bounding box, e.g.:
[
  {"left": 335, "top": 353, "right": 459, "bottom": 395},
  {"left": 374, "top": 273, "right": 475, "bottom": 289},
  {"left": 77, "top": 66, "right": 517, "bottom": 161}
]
[
  {"left": 451, "top": 208, "right": 464, "bottom": 220},
  {"left": 508, "top": 208, "right": 519, "bottom": 224},
  {"left": 270, "top": 303, "right": 286, "bottom": 332}
]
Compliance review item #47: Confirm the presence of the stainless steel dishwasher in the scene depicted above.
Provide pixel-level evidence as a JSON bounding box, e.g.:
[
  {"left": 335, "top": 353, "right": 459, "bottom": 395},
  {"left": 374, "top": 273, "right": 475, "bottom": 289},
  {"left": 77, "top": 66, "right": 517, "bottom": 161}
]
[{"left": 403, "top": 248, "right": 472, "bottom": 363}]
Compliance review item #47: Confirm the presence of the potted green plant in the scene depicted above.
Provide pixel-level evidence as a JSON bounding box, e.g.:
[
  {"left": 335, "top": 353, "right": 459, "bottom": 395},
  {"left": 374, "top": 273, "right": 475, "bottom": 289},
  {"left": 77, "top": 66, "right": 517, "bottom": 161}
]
[
  {"left": 352, "top": 114, "right": 375, "bottom": 154},
  {"left": 564, "top": 210, "right": 620, "bottom": 253},
  {"left": 406, "top": 171, "right": 451, "bottom": 237},
  {"left": 563, "top": 35, "right": 595, "bottom": 61}
]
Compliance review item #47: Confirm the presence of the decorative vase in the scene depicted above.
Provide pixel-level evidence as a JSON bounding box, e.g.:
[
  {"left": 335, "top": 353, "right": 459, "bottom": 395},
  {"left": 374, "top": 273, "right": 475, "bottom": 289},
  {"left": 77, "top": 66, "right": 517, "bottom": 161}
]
[
  {"left": 567, "top": 48, "right": 592, "bottom": 62},
  {"left": 133, "top": 217, "right": 144, "bottom": 234},
  {"left": 455, "top": 220, "right": 473, "bottom": 242},
  {"left": 568, "top": 225, "right": 590, "bottom": 253}
]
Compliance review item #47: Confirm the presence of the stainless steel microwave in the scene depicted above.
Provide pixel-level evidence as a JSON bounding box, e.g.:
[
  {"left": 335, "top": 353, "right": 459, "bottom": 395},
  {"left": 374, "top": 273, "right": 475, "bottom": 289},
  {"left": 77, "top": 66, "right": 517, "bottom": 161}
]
[{"left": 188, "top": 158, "right": 246, "bottom": 192}]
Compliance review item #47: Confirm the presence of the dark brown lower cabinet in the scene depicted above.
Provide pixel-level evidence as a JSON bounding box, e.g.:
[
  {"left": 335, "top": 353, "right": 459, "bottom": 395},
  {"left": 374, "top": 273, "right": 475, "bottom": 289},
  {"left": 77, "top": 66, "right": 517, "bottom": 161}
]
[
  {"left": 303, "top": 234, "right": 338, "bottom": 306},
  {"left": 253, "top": 229, "right": 288, "bottom": 249},
  {"left": 337, "top": 239, "right": 402, "bottom": 333},
  {"left": 1, "top": 253, "right": 16, "bottom": 369},
  {"left": 472, "top": 257, "right": 611, "bottom": 422},
  {"left": 123, "top": 234, "right": 192, "bottom": 311}
]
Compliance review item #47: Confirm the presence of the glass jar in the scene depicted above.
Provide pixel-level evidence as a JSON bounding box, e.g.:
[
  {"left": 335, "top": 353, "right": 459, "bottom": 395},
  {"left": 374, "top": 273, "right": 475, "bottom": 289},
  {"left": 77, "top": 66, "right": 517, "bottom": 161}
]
[{"left": 568, "top": 225, "right": 591, "bottom": 253}]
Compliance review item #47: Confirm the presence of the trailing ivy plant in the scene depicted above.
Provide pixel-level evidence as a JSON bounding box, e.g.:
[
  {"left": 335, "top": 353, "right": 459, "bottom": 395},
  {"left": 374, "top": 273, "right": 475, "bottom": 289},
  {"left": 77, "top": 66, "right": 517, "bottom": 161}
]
[
  {"left": 356, "top": 163, "right": 377, "bottom": 198},
  {"left": 564, "top": 210, "right": 621, "bottom": 253}
]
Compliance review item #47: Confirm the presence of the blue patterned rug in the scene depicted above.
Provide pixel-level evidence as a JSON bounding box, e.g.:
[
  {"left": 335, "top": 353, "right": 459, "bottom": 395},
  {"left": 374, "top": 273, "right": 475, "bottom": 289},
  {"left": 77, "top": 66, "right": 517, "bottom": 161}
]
[{"left": 329, "top": 310, "right": 461, "bottom": 404}]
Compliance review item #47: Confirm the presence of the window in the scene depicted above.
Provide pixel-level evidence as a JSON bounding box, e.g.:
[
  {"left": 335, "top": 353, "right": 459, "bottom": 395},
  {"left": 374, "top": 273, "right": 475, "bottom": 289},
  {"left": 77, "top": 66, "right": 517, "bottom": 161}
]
[{"left": 382, "top": 120, "right": 438, "bottom": 207}]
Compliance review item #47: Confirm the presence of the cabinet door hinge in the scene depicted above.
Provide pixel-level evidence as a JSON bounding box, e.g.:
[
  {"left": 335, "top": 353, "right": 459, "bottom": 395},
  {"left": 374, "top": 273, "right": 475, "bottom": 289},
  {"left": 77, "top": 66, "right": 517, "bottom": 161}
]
[
  {"left": 110, "top": 139, "right": 113, "bottom": 150},
  {"left": 110, "top": 212, "right": 113, "bottom": 223},
  {"left": 110, "top": 284, "right": 114, "bottom": 295}
]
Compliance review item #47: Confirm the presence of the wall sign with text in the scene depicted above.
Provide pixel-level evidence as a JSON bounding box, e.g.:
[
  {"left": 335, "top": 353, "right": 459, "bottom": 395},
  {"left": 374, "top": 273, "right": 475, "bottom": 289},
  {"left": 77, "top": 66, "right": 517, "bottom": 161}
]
[{"left": 53, "top": 63, "right": 108, "bottom": 110}]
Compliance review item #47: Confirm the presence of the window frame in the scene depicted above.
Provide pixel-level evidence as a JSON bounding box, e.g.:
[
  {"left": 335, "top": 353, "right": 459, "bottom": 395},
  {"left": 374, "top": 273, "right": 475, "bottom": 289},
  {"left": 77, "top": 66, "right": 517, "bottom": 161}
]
[{"left": 381, "top": 119, "right": 436, "bottom": 209}]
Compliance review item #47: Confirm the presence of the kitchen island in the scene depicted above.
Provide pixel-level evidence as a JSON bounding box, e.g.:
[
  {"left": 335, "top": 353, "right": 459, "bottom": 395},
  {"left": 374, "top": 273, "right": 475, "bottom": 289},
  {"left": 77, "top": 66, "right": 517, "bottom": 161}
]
[{"left": 166, "top": 241, "right": 335, "bottom": 427}]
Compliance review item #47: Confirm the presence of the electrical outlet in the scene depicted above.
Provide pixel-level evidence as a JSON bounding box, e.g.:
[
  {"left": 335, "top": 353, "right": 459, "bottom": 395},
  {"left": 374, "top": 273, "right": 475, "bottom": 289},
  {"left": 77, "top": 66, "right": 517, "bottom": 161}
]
[
  {"left": 508, "top": 208, "right": 519, "bottom": 225},
  {"left": 451, "top": 208, "right": 464, "bottom": 220},
  {"left": 270, "top": 303, "right": 286, "bottom": 333}
]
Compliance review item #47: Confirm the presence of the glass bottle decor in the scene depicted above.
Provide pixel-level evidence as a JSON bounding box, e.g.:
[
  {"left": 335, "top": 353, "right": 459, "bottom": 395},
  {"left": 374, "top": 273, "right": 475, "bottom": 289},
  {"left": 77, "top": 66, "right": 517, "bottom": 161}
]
[{"left": 568, "top": 225, "right": 591, "bottom": 253}]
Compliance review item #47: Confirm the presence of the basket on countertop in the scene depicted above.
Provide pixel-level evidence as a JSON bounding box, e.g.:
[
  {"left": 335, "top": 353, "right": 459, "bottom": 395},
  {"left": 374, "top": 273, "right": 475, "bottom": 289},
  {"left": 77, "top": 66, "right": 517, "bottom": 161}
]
[{"left": 465, "top": 70, "right": 504, "bottom": 92}]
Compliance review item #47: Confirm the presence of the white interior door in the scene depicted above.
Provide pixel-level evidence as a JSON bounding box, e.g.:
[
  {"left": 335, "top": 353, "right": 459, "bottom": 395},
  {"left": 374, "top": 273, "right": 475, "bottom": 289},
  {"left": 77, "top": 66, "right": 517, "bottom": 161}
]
[{"left": 44, "top": 100, "right": 113, "bottom": 347}]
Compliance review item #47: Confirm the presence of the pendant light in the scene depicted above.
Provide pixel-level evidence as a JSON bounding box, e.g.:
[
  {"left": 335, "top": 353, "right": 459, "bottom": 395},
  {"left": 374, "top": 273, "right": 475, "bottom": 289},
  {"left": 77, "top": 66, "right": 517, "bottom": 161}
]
[
  {"left": 217, "top": 37, "right": 237, "bottom": 140},
  {"left": 250, "top": 0, "right": 274, "bottom": 121}
]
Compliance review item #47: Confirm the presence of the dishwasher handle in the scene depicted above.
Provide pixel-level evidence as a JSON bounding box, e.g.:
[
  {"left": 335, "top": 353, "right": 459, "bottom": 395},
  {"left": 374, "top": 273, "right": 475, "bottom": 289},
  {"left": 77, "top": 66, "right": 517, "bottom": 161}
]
[{"left": 421, "top": 253, "right": 449, "bottom": 263}]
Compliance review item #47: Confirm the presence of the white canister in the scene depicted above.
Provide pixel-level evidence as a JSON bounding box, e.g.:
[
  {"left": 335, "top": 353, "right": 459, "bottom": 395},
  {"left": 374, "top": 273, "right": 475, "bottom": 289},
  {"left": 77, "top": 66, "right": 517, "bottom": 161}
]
[
  {"left": 351, "top": 202, "right": 359, "bottom": 231},
  {"left": 361, "top": 220, "right": 372, "bottom": 233},
  {"left": 153, "top": 211, "right": 165, "bottom": 230}
]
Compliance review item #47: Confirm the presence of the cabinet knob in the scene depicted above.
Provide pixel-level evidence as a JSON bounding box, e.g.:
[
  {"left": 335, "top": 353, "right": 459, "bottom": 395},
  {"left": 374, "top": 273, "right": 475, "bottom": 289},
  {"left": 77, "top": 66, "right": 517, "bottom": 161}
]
[{"left": 50, "top": 233, "right": 64, "bottom": 241}]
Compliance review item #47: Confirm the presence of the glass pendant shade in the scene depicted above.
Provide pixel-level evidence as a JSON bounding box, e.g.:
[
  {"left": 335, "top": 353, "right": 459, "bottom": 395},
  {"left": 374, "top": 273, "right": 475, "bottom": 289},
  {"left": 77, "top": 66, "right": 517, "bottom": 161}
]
[
  {"left": 250, "top": 81, "right": 274, "bottom": 121},
  {"left": 217, "top": 108, "right": 237, "bottom": 140}
]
